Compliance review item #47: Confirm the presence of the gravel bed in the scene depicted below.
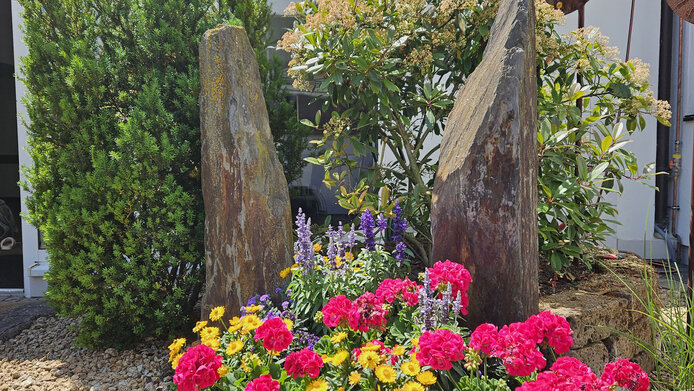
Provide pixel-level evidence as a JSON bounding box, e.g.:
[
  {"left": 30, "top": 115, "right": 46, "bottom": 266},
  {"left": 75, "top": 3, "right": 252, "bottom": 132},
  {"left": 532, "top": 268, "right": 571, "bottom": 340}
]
[{"left": 0, "top": 316, "right": 173, "bottom": 391}]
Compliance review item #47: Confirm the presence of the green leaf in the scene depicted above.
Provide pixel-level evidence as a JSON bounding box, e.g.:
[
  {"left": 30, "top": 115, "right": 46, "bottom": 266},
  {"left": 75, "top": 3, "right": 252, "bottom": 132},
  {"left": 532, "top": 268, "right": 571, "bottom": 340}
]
[
  {"left": 577, "top": 156, "right": 588, "bottom": 180},
  {"left": 589, "top": 162, "right": 609, "bottom": 182},
  {"left": 601, "top": 135, "right": 613, "bottom": 153}
]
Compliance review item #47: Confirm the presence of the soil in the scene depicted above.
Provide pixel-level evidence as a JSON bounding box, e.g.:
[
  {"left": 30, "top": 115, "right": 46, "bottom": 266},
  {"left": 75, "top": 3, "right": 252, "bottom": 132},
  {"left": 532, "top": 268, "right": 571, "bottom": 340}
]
[{"left": 539, "top": 252, "right": 608, "bottom": 296}]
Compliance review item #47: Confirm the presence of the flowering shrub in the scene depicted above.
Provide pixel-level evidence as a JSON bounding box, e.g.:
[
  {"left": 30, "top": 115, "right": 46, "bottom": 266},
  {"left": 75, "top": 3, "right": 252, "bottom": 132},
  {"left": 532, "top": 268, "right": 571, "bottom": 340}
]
[
  {"left": 168, "top": 212, "right": 650, "bottom": 390},
  {"left": 280, "top": 0, "right": 672, "bottom": 273}
]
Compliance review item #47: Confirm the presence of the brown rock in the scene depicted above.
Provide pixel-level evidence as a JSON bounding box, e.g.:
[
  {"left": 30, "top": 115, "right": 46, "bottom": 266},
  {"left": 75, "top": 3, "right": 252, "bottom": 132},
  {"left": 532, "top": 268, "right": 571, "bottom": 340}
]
[
  {"left": 567, "top": 341, "right": 609, "bottom": 374},
  {"left": 431, "top": 0, "right": 538, "bottom": 327},
  {"left": 540, "top": 290, "right": 628, "bottom": 349},
  {"left": 199, "top": 25, "right": 293, "bottom": 318}
]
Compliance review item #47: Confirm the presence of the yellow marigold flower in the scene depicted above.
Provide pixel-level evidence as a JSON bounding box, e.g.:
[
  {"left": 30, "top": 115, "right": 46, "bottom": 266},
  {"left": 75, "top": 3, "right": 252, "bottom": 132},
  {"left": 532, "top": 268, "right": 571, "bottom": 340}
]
[
  {"left": 331, "top": 350, "right": 349, "bottom": 365},
  {"left": 362, "top": 342, "right": 381, "bottom": 352},
  {"left": 280, "top": 266, "right": 292, "bottom": 279},
  {"left": 218, "top": 365, "right": 228, "bottom": 377},
  {"left": 344, "top": 251, "right": 354, "bottom": 261},
  {"left": 314, "top": 243, "right": 322, "bottom": 252},
  {"left": 202, "top": 336, "right": 220, "bottom": 350},
  {"left": 283, "top": 318, "right": 294, "bottom": 330},
  {"left": 353, "top": 267, "right": 361, "bottom": 272},
  {"left": 411, "top": 337, "right": 419, "bottom": 347},
  {"left": 401, "top": 361, "right": 420, "bottom": 376},
  {"left": 241, "top": 360, "right": 251, "bottom": 373},
  {"left": 226, "top": 340, "right": 244, "bottom": 356},
  {"left": 322, "top": 256, "right": 329, "bottom": 263},
  {"left": 200, "top": 327, "right": 220, "bottom": 340},
  {"left": 171, "top": 353, "right": 182, "bottom": 370},
  {"left": 209, "top": 306, "right": 225, "bottom": 322},
  {"left": 411, "top": 352, "right": 417, "bottom": 363},
  {"left": 322, "top": 354, "right": 331, "bottom": 364},
  {"left": 330, "top": 332, "right": 348, "bottom": 344},
  {"left": 229, "top": 316, "right": 240, "bottom": 326},
  {"left": 358, "top": 351, "right": 380, "bottom": 369},
  {"left": 416, "top": 371, "right": 436, "bottom": 386},
  {"left": 245, "top": 305, "right": 263, "bottom": 313},
  {"left": 229, "top": 323, "right": 242, "bottom": 333},
  {"left": 375, "top": 365, "right": 397, "bottom": 383},
  {"left": 306, "top": 378, "right": 328, "bottom": 391},
  {"left": 392, "top": 345, "right": 405, "bottom": 356},
  {"left": 349, "top": 372, "right": 361, "bottom": 385},
  {"left": 168, "top": 338, "right": 186, "bottom": 361},
  {"left": 241, "top": 314, "right": 262, "bottom": 331},
  {"left": 192, "top": 320, "right": 208, "bottom": 333},
  {"left": 338, "top": 388, "right": 344, "bottom": 391},
  {"left": 402, "top": 381, "right": 425, "bottom": 391},
  {"left": 335, "top": 259, "right": 343, "bottom": 268}
]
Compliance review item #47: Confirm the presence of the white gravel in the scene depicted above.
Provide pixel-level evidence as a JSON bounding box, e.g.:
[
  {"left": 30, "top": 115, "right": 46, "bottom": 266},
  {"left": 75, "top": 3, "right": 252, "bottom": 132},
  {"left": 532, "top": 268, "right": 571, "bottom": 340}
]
[{"left": 0, "top": 316, "right": 173, "bottom": 391}]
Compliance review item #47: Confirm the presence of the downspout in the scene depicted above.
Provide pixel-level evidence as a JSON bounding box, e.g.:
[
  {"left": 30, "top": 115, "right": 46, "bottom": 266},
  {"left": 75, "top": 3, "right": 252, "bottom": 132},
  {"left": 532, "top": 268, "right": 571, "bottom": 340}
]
[
  {"left": 670, "top": 16, "right": 684, "bottom": 263},
  {"left": 655, "top": 1, "right": 673, "bottom": 230}
]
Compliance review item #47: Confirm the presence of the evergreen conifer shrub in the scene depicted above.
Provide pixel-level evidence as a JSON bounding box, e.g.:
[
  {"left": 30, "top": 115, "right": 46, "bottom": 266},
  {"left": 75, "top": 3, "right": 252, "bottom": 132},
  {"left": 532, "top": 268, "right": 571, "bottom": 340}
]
[{"left": 19, "top": 0, "right": 239, "bottom": 347}]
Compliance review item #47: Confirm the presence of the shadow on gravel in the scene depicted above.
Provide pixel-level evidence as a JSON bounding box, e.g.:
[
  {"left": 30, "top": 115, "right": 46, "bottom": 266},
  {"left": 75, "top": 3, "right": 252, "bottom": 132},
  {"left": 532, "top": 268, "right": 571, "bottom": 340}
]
[{"left": 0, "top": 298, "right": 55, "bottom": 342}]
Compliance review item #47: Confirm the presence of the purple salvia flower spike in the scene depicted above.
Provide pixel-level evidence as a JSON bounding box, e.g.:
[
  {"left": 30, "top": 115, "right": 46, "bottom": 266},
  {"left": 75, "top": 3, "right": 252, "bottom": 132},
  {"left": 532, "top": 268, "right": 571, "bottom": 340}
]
[
  {"left": 294, "top": 208, "right": 315, "bottom": 272},
  {"left": 376, "top": 213, "right": 388, "bottom": 232},
  {"left": 392, "top": 201, "right": 408, "bottom": 262},
  {"left": 359, "top": 209, "right": 376, "bottom": 252},
  {"left": 347, "top": 223, "right": 357, "bottom": 249}
]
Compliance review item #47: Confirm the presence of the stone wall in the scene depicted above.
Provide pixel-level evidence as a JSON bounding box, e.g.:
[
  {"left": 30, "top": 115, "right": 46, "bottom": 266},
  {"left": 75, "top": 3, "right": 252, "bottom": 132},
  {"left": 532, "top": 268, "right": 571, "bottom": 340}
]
[{"left": 539, "top": 256, "right": 656, "bottom": 374}]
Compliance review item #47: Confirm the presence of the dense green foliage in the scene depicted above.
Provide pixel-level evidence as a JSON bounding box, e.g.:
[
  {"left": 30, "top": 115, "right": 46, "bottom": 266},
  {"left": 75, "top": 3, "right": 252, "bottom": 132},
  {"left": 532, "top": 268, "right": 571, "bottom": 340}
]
[
  {"left": 536, "top": 17, "right": 671, "bottom": 271},
  {"left": 20, "top": 0, "right": 239, "bottom": 347},
  {"left": 281, "top": 0, "right": 670, "bottom": 272},
  {"left": 19, "top": 0, "right": 309, "bottom": 347}
]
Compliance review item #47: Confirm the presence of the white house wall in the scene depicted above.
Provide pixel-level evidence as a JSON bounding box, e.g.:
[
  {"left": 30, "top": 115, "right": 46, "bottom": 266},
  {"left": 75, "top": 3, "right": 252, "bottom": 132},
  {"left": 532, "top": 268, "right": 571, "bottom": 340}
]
[{"left": 11, "top": 0, "right": 48, "bottom": 297}]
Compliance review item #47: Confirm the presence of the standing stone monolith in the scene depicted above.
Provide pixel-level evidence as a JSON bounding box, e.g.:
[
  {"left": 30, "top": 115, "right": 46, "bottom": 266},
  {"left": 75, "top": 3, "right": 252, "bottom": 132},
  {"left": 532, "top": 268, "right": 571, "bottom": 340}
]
[
  {"left": 199, "top": 25, "right": 293, "bottom": 319},
  {"left": 431, "top": 0, "right": 538, "bottom": 327}
]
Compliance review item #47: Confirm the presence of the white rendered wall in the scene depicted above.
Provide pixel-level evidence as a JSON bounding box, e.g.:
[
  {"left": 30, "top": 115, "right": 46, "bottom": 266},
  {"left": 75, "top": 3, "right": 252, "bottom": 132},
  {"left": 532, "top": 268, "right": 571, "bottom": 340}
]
[{"left": 11, "top": 0, "right": 48, "bottom": 297}]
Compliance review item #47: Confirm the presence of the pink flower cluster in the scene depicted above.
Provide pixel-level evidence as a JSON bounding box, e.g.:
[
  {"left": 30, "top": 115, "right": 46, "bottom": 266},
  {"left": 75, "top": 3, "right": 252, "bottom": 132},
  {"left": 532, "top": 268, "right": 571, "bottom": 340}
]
[
  {"left": 351, "top": 292, "right": 388, "bottom": 332},
  {"left": 428, "top": 260, "right": 472, "bottom": 314},
  {"left": 322, "top": 295, "right": 353, "bottom": 328},
  {"left": 469, "top": 311, "right": 573, "bottom": 376},
  {"left": 518, "top": 357, "right": 649, "bottom": 391},
  {"left": 322, "top": 292, "right": 388, "bottom": 332},
  {"left": 172, "top": 344, "right": 222, "bottom": 391},
  {"left": 416, "top": 328, "right": 467, "bottom": 370},
  {"left": 284, "top": 348, "right": 324, "bottom": 378},
  {"left": 375, "top": 277, "right": 420, "bottom": 306},
  {"left": 600, "top": 358, "right": 650, "bottom": 391},
  {"left": 254, "top": 317, "right": 292, "bottom": 353},
  {"left": 245, "top": 374, "right": 280, "bottom": 391}
]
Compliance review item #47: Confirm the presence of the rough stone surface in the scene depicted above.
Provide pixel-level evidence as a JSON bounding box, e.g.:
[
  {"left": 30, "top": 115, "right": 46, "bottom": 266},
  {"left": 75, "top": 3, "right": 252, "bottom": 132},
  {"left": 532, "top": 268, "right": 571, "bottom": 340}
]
[
  {"left": 566, "top": 341, "right": 609, "bottom": 375},
  {"left": 199, "top": 25, "right": 293, "bottom": 319},
  {"left": 431, "top": 0, "right": 538, "bottom": 327},
  {"left": 540, "top": 290, "right": 628, "bottom": 349}
]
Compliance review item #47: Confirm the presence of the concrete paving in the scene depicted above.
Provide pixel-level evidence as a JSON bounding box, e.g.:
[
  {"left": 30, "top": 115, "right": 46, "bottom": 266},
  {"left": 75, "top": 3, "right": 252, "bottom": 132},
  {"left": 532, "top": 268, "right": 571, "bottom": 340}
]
[{"left": 0, "top": 295, "right": 54, "bottom": 342}]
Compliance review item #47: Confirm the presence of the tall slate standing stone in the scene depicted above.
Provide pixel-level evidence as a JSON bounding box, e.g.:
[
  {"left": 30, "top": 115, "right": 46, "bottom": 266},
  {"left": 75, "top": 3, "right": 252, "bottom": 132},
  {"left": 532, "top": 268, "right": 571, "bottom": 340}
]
[
  {"left": 199, "top": 26, "right": 293, "bottom": 319},
  {"left": 431, "top": 0, "right": 538, "bottom": 327}
]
